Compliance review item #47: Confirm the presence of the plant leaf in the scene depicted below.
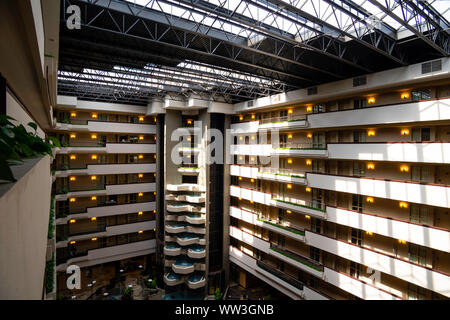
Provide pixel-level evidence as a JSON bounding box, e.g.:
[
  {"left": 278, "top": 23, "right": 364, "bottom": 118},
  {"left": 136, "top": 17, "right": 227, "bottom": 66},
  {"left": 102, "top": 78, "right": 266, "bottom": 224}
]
[{"left": 0, "top": 158, "right": 16, "bottom": 182}]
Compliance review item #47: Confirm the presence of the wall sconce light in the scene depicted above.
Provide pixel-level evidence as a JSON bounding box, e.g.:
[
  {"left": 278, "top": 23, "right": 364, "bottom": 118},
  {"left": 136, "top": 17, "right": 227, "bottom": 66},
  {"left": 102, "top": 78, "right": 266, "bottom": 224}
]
[
  {"left": 251, "top": 114, "right": 255, "bottom": 119},
  {"left": 401, "top": 129, "right": 410, "bottom": 135},
  {"left": 305, "top": 187, "right": 311, "bottom": 192},
  {"left": 287, "top": 158, "right": 293, "bottom": 164},
  {"left": 154, "top": 136, "right": 157, "bottom": 141},
  {"left": 401, "top": 92, "right": 410, "bottom": 100},
  {"left": 70, "top": 155, "right": 76, "bottom": 160},
  {"left": 153, "top": 154, "right": 157, "bottom": 159},
  {"left": 91, "top": 237, "right": 98, "bottom": 241},
  {"left": 250, "top": 201, "right": 254, "bottom": 204},
  {"left": 239, "top": 136, "right": 243, "bottom": 141},
  {"left": 70, "top": 241, "right": 76, "bottom": 245},
  {"left": 365, "top": 231, "right": 373, "bottom": 236},
  {"left": 91, "top": 154, "right": 97, "bottom": 160},
  {"left": 69, "top": 219, "right": 76, "bottom": 223},
  {"left": 138, "top": 211, "right": 143, "bottom": 215},
  {"left": 251, "top": 135, "right": 255, "bottom": 140},
  {"left": 70, "top": 112, "right": 77, "bottom": 118},
  {"left": 91, "top": 175, "right": 97, "bottom": 180},
  {"left": 367, "top": 130, "right": 375, "bottom": 136},
  {"left": 69, "top": 176, "right": 76, "bottom": 181},
  {"left": 70, "top": 133, "right": 76, "bottom": 139},
  {"left": 91, "top": 113, "right": 98, "bottom": 119},
  {"left": 367, "top": 163, "right": 375, "bottom": 170},
  {"left": 250, "top": 178, "right": 255, "bottom": 183},
  {"left": 238, "top": 197, "right": 242, "bottom": 201},
  {"left": 287, "top": 184, "right": 292, "bottom": 189},
  {"left": 238, "top": 176, "right": 243, "bottom": 181},
  {"left": 288, "top": 109, "right": 293, "bottom": 114},
  {"left": 399, "top": 202, "right": 408, "bottom": 208},
  {"left": 366, "top": 197, "right": 374, "bottom": 203},
  {"left": 306, "top": 105, "right": 312, "bottom": 112},
  {"left": 154, "top": 117, "right": 157, "bottom": 122},
  {"left": 138, "top": 154, "right": 144, "bottom": 159},
  {"left": 69, "top": 198, "right": 76, "bottom": 202},
  {"left": 153, "top": 192, "right": 156, "bottom": 195},
  {"left": 138, "top": 192, "right": 143, "bottom": 197},
  {"left": 306, "top": 159, "right": 312, "bottom": 166},
  {"left": 153, "top": 210, "right": 156, "bottom": 213},
  {"left": 305, "top": 215, "right": 311, "bottom": 219},
  {"left": 250, "top": 157, "right": 255, "bottom": 162},
  {"left": 287, "top": 134, "right": 293, "bottom": 139},
  {"left": 91, "top": 217, "right": 97, "bottom": 221},
  {"left": 367, "top": 97, "right": 376, "bottom": 104},
  {"left": 91, "top": 196, "right": 97, "bottom": 201},
  {"left": 239, "top": 156, "right": 243, "bottom": 161},
  {"left": 400, "top": 165, "right": 409, "bottom": 172},
  {"left": 286, "top": 210, "right": 292, "bottom": 214},
  {"left": 398, "top": 239, "right": 407, "bottom": 245},
  {"left": 91, "top": 134, "right": 97, "bottom": 139},
  {"left": 139, "top": 135, "right": 144, "bottom": 140},
  {"left": 153, "top": 173, "right": 156, "bottom": 177},
  {"left": 306, "top": 133, "right": 313, "bottom": 139},
  {"left": 187, "top": 119, "right": 192, "bottom": 125},
  {"left": 139, "top": 116, "right": 145, "bottom": 122},
  {"left": 187, "top": 137, "right": 191, "bottom": 142},
  {"left": 138, "top": 230, "right": 143, "bottom": 234},
  {"left": 138, "top": 173, "right": 144, "bottom": 178},
  {"left": 239, "top": 115, "right": 243, "bottom": 121}
]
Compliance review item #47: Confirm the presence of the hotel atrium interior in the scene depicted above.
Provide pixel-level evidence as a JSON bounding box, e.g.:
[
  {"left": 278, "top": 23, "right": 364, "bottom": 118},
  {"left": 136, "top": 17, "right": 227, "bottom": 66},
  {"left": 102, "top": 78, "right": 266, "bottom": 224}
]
[{"left": 0, "top": 0, "right": 449, "bottom": 301}]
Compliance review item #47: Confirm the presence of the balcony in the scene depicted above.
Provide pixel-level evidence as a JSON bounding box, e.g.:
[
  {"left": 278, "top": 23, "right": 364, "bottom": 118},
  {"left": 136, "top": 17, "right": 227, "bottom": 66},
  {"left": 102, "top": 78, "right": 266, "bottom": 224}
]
[
  {"left": 187, "top": 247, "right": 206, "bottom": 259},
  {"left": 307, "top": 97, "right": 450, "bottom": 129},
  {"left": 56, "top": 143, "right": 156, "bottom": 154},
  {"left": 167, "top": 184, "right": 206, "bottom": 192},
  {"left": 55, "top": 163, "right": 156, "bottom": 177},
  {"left": 258, "top": 116, "right": 307, "bottom": 131},
  {"left": 229, "top": 185, "right": 272, "bottom": 205},
  {"left": 269, "top": 244, "right": 324, "bottom": 278},
  {"left": 186, "top": 274, "right": 206, "bottom": 289},
  {"left": 230, "top": 144, "right": 272, "bottom": 156},
  {"left": 56, "top": 239, "right": 156, "bottom": 271},
  {"left": 166, "top": 214, "right": 206, "bottom": 225},
  {"left": 164, "top": 244, "right": 182, "bottom": 256},
  {"left": 177, "top": 166, "right": 200, "bottom": 175},
  {"left": 55, "top": 119, "right": 156, "bottom": 134},
  {"left": 256, "top": 260, "right": 304, "bottom": 292},
  {"left": 327, "top": 142, "right": 450, "bottom": 164},
  {"left": 55, "top": 182, "right": 156, "bottom": 200},
  {"left": 165, "top": 194, "right": 206, "bottom": 203},
  {"left": 165, "top": 223, "right": 206, "bottom": 235},
  {"left": 171, "top": 259, "right": 195, "bottom": 274},
  {"left": 164, "top": 272, "right": 184, "bottom": 286},
  {"left": 165, "top": 234, "right": 206, "bottom": 246},
  {"left": 230, "top": 206, "right": 305, "bottom": 242},
  {"left": 326, "top": 206, "right": 450, "bottom": 253},
  {"left": 307, "top": 172, "right": 450, "bottom": 208},
  {"left": 271, "top": 195, "right": 326, "bottom": 219},
  {"left": 166, "top": 204, "right": 205, "bottom": 214},
  {"left": 305, "top": 230, "right": 450, "bottom": 298},
  {"left": 271, "top": 143, "right": 328, "bottom": 157},
  {"left": 324, "top": 267, "right": 401, "bottom": 300},
  {"left": 230, "top": 165, "right": 306, "bottom": 185}
]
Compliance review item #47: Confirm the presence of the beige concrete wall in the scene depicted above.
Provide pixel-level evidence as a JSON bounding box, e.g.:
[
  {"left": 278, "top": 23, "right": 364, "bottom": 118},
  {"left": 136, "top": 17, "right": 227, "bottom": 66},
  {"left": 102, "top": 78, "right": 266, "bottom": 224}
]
[{"left": 0, "top": 156, "right": 52, "bottom": 299}]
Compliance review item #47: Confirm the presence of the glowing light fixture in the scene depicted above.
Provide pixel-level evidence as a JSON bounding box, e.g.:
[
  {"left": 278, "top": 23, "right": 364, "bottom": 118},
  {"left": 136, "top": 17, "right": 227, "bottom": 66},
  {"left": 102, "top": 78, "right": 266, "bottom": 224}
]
[
  {"left": 401, "top": 129, "right": 410, "bottom": 135},
  {"left": 399, "top": 202, "right": 408, "bottom": 208},
  {"left": 153, "top": 154, "right": 157, "bottom": 159},
  {"left": 367, "top": 130, "right": 375, "bottom": 136},
  {"left": 91, "top": 217, "right": 97, "bottom": 221},
  {"left": 91, "top": 154, "right": 97, "bottom": 160},
  {"left": 238, "top": 176, "right": 243, "bottom": 181},
  {"left": 139, "top": 116, "right": 145, "bottom": 122},
  {"left": 153, "top": 192, "right": 156, "bottom": 195},
  {"left": 69, "top": 198, "right": 76, "bottom": 202},
  {"left": 70, "top": 133, "right": 76, "bottom": 139},
  {"left": 91, "top": 175, "right": 97, "bottom": 180},
  {"left": 138, "top": 173, "right": 143, "bottom": 178},
  {"left": 366, "top": 197, "right": 374, "bottom": 203},
  {"left": 286, "top": 210, "right": 292, "bottom": 214},
  {"left": 138, "top": 154, "right": 144, "bottom": 159},
  {"left": 139, "top": 135, "right": 144, "bottom": 140},
  {"left": 69, "top": 219, "right": 76, "bottom": 223},
  {"left": 287, "top": 134, "right": 293, "bottom": 139},
  {"left": 91, "top": 237, "right": 97, "bottom": 241},
  {"left": 91, "top": 113, "right": 98, "bottom": 119},
  {"left": 138, "top": 192, "right": 143, "bottom": 197},
  {"left": 91, "top": 196, "right": 97, "bottom": 201},
  {"left": 401, "top": 92, "right": 410, "bottom": 100},
  {"left": 306, "top": 133, "right": 312, "bottom": 139},
  {"left": 287, "top": 184, "right": 292, "bottom": 189},
  {"left": 365, "top": 231, "right": 373, "bottom": 236},
  {"left": 306, "top": 105, "right": 312, "bottom": 112},
  {"left": 287, "top": 158, "right": 293, "bottom": 164},
  {"left": 70, "top": 241, "right": 76, "bottom": 245},
  {"left": 138, "top": 211, "right": 143, "bottom": 215},
  {"left": 398, "top": 239, "right": 407, "bottom": 244},
  {"left": 251, "top": 114, "right": 255, "bottom": 119},
  {"left": 250, "top": 178, "right": 255, "bottom": 183},
  {"left": 238, "top": 197, "right": 242, "bottom": 201},
  {"left": 305, "top": 187, "right": 311, "bottom": 192},
  {"left": 239, "top": 136, "right": 243, "bottom": 141},
  {"left": 70, "top": 112, "right": 77, "bottom": 118},
  {"left": 367, "top": 97, "right": 376, "bottom": 104},
  {"left": 306, "top": 159, "right": 312, "bottom": 166},
  {"left": 70, "top": 155, "right": 76, "bottom": 160},
  {"left": 138, "top": 230, "right": 143, "bottom": 234},
  {"left": 305, "top": 215, "right": 311, "bottom": 219},
  {"left": 250, "top": 157, "right": 255, "bottom": 162},
  {"left": 400, "top": 165, "right": 409, "bottom": 172},
  {"left": 91, "top": 134, "right": 97, "bottom": 139},
  {"left": 288, "top": 109, "right": 293, "bottom": 114},
  {"left": 239, "top": 115, "right": 243, "bottom": 121},
  {"left": 69, "top": 176, "right": 76, "bottom": 181},
  {"left": 367, "top": 163, "right": 375, "bottom": 170}
]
